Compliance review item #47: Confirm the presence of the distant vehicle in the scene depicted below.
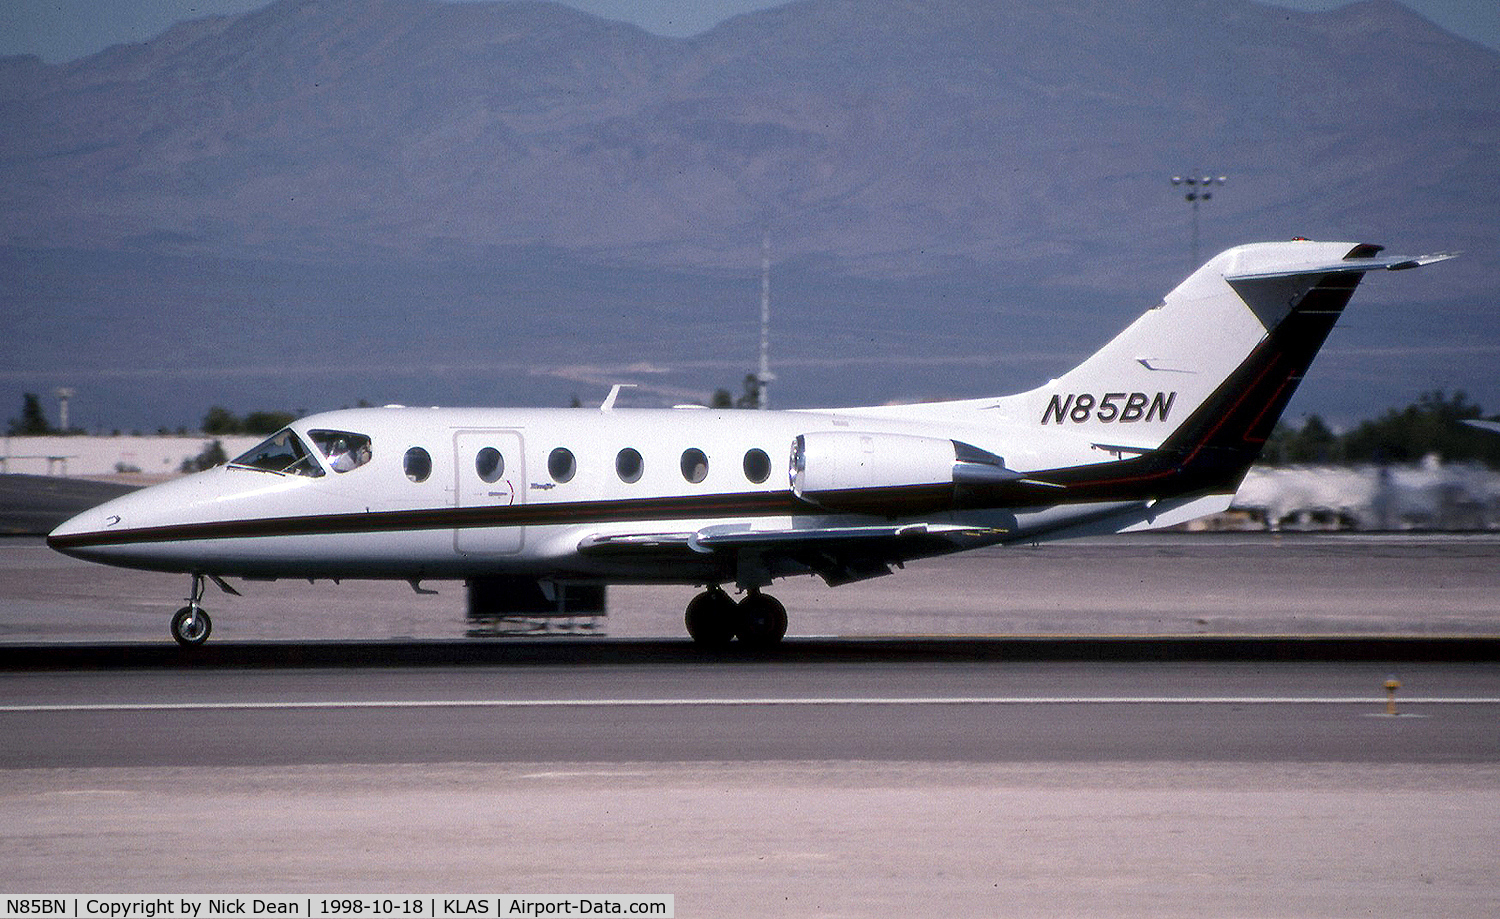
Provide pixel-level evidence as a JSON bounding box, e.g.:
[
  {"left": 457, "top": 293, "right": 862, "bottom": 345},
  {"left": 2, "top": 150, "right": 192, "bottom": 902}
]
[{"left": 49, "top": 240, "right": 1450, "bottom": 647}]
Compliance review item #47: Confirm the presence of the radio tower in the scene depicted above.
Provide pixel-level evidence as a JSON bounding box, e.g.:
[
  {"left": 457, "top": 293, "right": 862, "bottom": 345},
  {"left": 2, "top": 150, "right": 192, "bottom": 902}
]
[{"left": 756, "top": 231, "right": 776, "bottom": 409}]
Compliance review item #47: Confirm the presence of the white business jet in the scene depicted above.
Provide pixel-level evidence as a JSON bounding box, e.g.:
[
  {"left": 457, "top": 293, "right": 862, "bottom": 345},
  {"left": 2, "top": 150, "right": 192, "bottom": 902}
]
[{"left": 49, "top": 240, "right": 1450, "bottom": 647}]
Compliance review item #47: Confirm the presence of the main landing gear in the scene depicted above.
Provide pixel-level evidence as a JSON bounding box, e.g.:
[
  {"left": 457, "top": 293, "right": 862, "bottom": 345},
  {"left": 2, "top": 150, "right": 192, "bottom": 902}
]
[
  {"left": 170, "top": 573, "right": 213, "bottom": 647},
  {"left": 684, "top": 586, "right": 788, "bottom": 650}
]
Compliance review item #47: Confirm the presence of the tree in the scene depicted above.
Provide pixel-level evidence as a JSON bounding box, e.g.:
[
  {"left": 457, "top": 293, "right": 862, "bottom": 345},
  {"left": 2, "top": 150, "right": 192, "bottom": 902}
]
[
  {"left": 202, "top": 406, "right": 242, "bottom": 435},
  {"left": 202, "top": 406, "right": 298, "bottom": 435},
  {"left": 181, "top": 440, "right": 228, "bottom": 473},
  {"left": 1263, "top": 392, "right": 1500, "bottom": 468},
  {"left": 7, "top": 393, "right": 54, "bottom": 435},
  {"left": 734, "top": 374, "right": 762, "bottom": 409},
  {"left": 1266, "top": 414, "right": 1343, "bottom": 464},
  {"left": 242, "top": 411, "right": 297, "bottom": 435},
  {"left": 705, "top": 373, "right": 761, "bottom": 409},
  {"left": 1344, "top": 390, "right": 1499, "bottom": 466}
]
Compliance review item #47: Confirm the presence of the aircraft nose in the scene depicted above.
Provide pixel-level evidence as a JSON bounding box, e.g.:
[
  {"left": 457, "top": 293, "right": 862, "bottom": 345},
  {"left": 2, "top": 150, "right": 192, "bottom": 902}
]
[
  {"left": 47, "top": 467, "right": 234, "bottom": 559},
  {"left": 45, "top": 467, "right": 281, "bottom": 571},
  {"left": 47, "top": 495, "right": 133, "bottom": 560}
]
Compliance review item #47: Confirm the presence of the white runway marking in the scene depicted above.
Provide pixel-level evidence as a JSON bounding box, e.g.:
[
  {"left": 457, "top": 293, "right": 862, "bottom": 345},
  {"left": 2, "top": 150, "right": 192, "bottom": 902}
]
[{"left": 3, "top": 696, "right": 1498, "bottom": 713}]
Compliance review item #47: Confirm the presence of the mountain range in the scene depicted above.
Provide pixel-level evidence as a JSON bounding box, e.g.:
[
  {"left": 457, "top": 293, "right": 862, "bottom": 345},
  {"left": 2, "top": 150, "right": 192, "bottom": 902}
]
[{"left": 2, "top": 0, "right": 1497, "bottom": 429}]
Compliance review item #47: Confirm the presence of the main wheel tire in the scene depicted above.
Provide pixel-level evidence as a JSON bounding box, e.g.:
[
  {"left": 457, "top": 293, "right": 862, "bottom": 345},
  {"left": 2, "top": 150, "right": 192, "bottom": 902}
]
[
  {"left": 170, "top": 606, "right": 212, "bottom": 647},
  {"left": 684, "top": 590, "right": 737, "bottom": 649},
  {"left": 735, "top": 592, "right": 788, "bottom": 649}
]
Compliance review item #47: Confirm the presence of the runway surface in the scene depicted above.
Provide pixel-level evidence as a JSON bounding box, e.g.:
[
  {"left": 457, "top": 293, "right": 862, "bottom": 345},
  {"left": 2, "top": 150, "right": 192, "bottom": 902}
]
[
  {"left": 5, "top": 531, "right": 1500, "bottom": 642},
  {"left": 0, "top": 474, "right": 134, "bottom": 536},
  {"left": 4, "top": 659, "right": 1499, "bottom": 768},
  {"left": 2, "top": 658, "right": 1498, "bottom": 916},
  {"left": 3, "top": 532, "right": 1498, "bottom": 915}
]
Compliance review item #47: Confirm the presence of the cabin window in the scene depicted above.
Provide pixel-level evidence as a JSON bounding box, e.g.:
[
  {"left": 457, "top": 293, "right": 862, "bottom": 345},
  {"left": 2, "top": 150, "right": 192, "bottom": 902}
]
[
  {"left": 308, "top": 430, "right": 372, "bottom": 473},
  {"left": 616, "top": 448, "right": 643, "bottom": 483},
  {"left": 229, "top": 429, "right": 324, "bottom": 478},
  {"left": 680, "top": 448, "right": 709, "bottom": 484},
  {"left": 743, "top": 448, "right": 771, "bottom": 484},
  {"left": 475, "top": 447, "right": 504, "bottom": 483},
  {"left": 548, "top": 447, "right": 576, "bottom": 483},
  {"left": 404, "top": 447, "right": 432, "bottom": 483}
]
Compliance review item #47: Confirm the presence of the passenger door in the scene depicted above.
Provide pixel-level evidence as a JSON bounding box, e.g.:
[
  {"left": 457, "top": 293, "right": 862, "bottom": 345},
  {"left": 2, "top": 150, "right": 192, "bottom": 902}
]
[{"left": 452, "top": 429, "right": 525, "bottom": 554}]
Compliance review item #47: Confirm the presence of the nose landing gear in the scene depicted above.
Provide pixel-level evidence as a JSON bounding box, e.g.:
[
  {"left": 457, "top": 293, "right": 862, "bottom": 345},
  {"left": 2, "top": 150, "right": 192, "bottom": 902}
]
[
  {"left": 170, "top": 573, "right": 213, "bottom": 647},
  {"left": 684, "top": 586, "right": 788, "bottom": 650}
]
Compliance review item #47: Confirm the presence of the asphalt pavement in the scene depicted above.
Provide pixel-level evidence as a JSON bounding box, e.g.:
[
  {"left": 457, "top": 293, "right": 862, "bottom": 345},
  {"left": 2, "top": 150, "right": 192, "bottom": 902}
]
[
  {"left": 0, "top": 473, "right": 134, "bottom": 535},
  {"left": 3, "top": 520, "right": 1498, "bottom": 915},
  {"left": 3, "top": 660, "right": 1498, "bottom": 768}
]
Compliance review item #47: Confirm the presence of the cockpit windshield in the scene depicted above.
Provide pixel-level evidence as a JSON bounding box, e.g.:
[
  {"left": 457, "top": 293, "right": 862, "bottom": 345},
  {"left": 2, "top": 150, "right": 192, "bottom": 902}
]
[
  {"left": 308, "top": 430, "right": 373, "bottom": 473},
  {"left": 229, "top": 429, "right": 325, "bottom": 477}
]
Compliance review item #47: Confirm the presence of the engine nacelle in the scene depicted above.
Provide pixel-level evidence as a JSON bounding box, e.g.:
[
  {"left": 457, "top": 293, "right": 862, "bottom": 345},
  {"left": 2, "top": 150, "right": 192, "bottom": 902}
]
[{"left": 790, "top": 431, "right": 1019, "bottom": 513}]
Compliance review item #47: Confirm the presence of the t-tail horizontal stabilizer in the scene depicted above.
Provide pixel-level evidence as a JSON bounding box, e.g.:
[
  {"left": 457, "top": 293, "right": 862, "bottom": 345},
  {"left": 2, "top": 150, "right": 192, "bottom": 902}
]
[{"left": 1222, "top": 247, "right": 1457, "bottom": 281}]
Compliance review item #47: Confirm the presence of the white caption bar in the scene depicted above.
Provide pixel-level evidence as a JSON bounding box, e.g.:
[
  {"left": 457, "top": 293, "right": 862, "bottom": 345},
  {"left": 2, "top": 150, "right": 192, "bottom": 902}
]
[{"left": 0, "top": 897, "right": 672, "bottom": 919}]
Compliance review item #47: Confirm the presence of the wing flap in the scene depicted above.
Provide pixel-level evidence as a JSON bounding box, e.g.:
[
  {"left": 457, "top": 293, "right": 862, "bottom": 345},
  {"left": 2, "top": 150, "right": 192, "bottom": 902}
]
[
  {"left": 576, "top": 531, "right": 704, "bottom": 555},
  {"left": 585, "top": 521, "right": 1012, "bottom": 588},
  {"left": 578, "top": 522, "right": 1008, "bottom": 557}
]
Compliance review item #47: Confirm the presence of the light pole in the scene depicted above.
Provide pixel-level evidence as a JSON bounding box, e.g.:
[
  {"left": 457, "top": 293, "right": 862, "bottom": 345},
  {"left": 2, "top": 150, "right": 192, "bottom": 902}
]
[
  {"left": 755, "top": 231, "right": 775, "bottom": 410},
  {"left": 1171, "top": 173, "right": 1226, "bottom": 268}
]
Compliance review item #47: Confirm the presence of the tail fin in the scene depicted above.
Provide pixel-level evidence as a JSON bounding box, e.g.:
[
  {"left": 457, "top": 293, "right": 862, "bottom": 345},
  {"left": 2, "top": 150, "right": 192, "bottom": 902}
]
[
  {"left": 1008, "top": 239, "right": 1452, "bottom": 493},
  {"left": 1016, "top": 241, "right": 1443, "bottom": 445}
]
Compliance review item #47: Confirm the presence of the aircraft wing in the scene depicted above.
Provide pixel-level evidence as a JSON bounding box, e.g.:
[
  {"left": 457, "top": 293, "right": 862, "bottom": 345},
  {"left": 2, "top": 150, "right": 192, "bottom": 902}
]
[{"left": 578, "top": 521, "right": 1007, "bottom": 585}]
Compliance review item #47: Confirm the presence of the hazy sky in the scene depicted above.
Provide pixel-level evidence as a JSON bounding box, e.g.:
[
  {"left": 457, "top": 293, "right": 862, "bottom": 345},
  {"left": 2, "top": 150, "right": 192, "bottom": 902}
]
[{"left": 3, "top": 0, "right": 1498, "bottom": 63}]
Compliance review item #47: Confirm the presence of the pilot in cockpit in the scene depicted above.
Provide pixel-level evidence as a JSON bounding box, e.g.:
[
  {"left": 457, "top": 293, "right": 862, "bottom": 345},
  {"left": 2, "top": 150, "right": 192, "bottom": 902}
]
[
  {"left": 326, "top": 438, "right": 356, "bottom": 472},
  {"left": 321, "top": 433, "right": 372, "bottom": 473}
]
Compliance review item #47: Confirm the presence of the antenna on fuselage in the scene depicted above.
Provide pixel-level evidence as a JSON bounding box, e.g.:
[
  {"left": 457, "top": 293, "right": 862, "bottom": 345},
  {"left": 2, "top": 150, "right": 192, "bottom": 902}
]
[
  {"left": 756, "top": 231, "right": 776, "bottom": 410},
  {"left": 600, "top": 383, "right": 635, "bottom": 411}
]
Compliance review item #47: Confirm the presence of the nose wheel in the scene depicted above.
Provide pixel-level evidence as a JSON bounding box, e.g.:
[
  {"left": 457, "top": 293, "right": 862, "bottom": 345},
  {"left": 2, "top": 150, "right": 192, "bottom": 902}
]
[
  {"left": 171, "top": 605, "right": 212, "bottom": 646},
  {"left": 170, "top": 574, "right": 213, "bottom": 647}
]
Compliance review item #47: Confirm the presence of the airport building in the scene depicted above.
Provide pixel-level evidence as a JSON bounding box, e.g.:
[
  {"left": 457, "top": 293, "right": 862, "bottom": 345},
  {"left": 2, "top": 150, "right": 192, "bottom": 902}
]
[{"left": 2, "top": 434, "right": 260, "bottom": 481}]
